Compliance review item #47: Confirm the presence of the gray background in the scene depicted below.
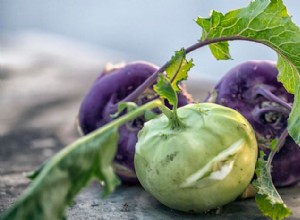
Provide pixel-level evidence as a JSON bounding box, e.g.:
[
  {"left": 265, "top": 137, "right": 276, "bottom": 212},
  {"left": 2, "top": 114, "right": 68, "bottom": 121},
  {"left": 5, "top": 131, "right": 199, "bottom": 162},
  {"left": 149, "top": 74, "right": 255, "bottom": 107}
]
[{"left": 1, "top": 0, "right": 299, "bottom": 81}]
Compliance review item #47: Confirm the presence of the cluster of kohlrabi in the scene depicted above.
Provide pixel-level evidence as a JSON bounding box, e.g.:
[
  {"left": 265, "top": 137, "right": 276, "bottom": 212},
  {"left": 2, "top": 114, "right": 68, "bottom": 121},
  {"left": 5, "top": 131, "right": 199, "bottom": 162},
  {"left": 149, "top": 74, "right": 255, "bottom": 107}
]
[
  {"left": 78, "top": 61, "right": 192, "bottom": 183},
  {"left": 1, "top": 1, "right": 300, "bottom": 220},
  {"left": 78, "top": 59, "right": 300, "bottom": 188}
]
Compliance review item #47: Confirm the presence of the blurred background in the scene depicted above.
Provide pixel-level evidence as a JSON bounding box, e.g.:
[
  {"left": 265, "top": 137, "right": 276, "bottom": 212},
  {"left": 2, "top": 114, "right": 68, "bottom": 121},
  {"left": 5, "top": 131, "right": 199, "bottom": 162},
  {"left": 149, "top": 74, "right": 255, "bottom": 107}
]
[
  {"left": 1, "top": 0, "right": 299, "bottom": 81},
  {"left": 1, "top": 0, "right": 299, "bottom": 137}
]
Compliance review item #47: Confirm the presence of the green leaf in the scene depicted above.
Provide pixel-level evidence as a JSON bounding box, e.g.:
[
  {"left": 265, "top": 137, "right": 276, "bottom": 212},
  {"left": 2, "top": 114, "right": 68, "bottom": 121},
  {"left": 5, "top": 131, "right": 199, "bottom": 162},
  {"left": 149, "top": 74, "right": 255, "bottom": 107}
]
[
  {"left": 253, "top": 151, "right": 292, "bottom": 220},
  {"left": 196, "top": 0, "right": 300, "bottom": 153},
  {"left": 165, "top": 49, "right": 194, "bottom": 92},
  {"left": 154, "top": 74, "right": 177, "bottom": 107},
  {"left": 255, "top": 194, "right": 292, "bottom": 220},
  {"left": 26, "top": 160, "right": 48, "bottom": 180},
  {"left": 0, "top": 100, "right": 163, "bottom": 220},
  {"left": 1, "top": 128, "right": 120, "bottom": 220},
  {"left": 270, "top": 139, "right": 279, "bottom": 152},
  {"left": 209, "top": 41, "right": 232, "bottom": 60},
  {"left": 196, "top": 0, "right": 300, "bottom": 94},
  {"left": 288, "top": 84, "right": 300, "bottom": 145},
  {"left": 198, "top": 10, "right": 231, "bottom": 60}
]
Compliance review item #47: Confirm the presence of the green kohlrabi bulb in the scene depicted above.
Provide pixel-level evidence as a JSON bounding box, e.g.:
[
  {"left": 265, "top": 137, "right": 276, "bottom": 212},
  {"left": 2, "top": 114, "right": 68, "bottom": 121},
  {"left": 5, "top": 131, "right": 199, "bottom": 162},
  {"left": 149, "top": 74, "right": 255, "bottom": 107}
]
[{"left": 134, "top": 103, "right": 258, "bottom": 213}]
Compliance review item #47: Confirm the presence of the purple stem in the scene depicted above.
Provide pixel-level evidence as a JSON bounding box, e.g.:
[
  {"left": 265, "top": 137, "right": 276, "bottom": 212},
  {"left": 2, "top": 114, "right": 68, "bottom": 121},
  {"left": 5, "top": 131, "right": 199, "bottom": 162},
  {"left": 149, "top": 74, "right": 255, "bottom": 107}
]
[
  {"left": 122, "top": 62, "right": 169, "bottom": 103},
  {"left": 252, "top": 106, "right": 290, "bottom": 121},
  {"left": 120, "top": 36, "right": 257, "bottom": 104},
  {"left": 252, "top": 106, "right": 290, "bottom": 129},
  {"left": 108, "top": 63, "right": 168, "bottom": 114},
  {"left": 109, "top": 35, "right": 275, "bottom": 113},
  {"left": 255, "top": 87, "right": 292, "bottom": 111}
]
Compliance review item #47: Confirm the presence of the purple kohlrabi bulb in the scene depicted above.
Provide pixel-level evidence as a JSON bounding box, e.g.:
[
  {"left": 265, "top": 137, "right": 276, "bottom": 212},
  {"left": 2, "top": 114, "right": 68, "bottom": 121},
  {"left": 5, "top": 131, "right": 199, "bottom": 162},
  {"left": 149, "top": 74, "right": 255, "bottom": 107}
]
[{"left": 205, "top": 60, "right": 300, "bottom": 187}]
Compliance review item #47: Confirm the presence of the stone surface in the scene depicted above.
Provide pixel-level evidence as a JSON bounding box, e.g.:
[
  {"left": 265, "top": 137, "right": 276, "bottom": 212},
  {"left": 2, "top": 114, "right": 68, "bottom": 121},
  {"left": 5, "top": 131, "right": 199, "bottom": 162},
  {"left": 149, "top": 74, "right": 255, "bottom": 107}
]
[
  {"left": 67, "top": 182, "right": 300, "bottom": 220},
  {"left": 0, "top": 33, "right": 299, "bottom": 219}
]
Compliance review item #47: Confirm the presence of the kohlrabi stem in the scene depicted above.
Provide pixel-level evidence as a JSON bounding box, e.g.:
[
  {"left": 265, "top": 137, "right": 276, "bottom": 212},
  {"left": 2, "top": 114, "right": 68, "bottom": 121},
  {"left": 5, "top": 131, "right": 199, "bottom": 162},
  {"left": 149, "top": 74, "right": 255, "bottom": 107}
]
[
  {"left": 120, "top": 36, "right": 254, "bottom": 104},
  {"left": 159, "top": 104, "right": 185, "bottom": 130},
  {"left": 110, "top": 36, "right": 272, "bottom": 115},
  {"left": 254, "top": 107, "right": 289, "bottom": 116},
  {"left": 102, "top": 99, "right": 163, "bottom": 131},
  {"left": 1, "top": 99, "right": 163, "bottom": 220},
  {"left": 262, "top": 128, "right": 289, "bottom": 201},
  {"left": 54, "top": 99, "right": 163, "bottom": 159},
  {"left": 121, "top": 62, "right": 169, "bottom": 103},
  {"left": 267, "top": 128, "right": 289, "bottom": 168},
  {"left": 255, "top": 87, "right": 292, "bottom": 111},
  {"left": 252, "top": 106, "right": 290, "bottom": 124}
]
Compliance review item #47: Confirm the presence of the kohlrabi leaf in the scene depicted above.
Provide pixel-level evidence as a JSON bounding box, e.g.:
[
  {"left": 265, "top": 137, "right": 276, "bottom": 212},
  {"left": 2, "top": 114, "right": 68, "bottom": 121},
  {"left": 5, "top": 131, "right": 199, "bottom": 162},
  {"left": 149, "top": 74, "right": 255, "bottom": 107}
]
[
  {"left": 165, "top": 49, "right": 194, "bottom": 92},
  {"left": 0, "top": 100, "right": 162, "bottom": 220},
  {"left": 1, "top": 128, "right": 120, "bottom": 220},
  {"left": 153, "top": 74, "right": 186, "bottom": 129},
  {"left": 209, "top": 41, "right": 232, "bottom": 60},
  {"left": 26, "top": 160, "right": 48, "bottom": 180},
  {"left": 154, "top": 74, "right": 177, "bottom": 107},
  {"left": 253, "top": 151, "right": 292, "bottom": 220},
  {"left": 269, "top": 139, "right": 279, "bottom": 152},
  {"left": 198, "top": 10, "right": 231, "bottom": 60},
  {"left": 288, "top": 84, "right": 300, "bottom": 145},
  {"left": 196, "top": 0, "right": 300, "bottom": 95}
]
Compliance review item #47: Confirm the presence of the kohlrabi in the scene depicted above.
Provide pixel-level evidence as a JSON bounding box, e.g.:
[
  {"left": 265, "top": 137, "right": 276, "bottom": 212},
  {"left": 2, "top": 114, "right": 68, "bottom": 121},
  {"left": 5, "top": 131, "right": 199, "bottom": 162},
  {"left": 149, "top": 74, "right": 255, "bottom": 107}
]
[
  {"left": 78, "top": 61, "right": 192, "bottom": 183},
  {"left": 205, "top": 60, "right": 300, "bottom": 187},
  {"left": 1, "top": 1, "right": 300, "bottom": 220},
  {"left": 135, "top": 102, "right": 258, "bottom": 213}
]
